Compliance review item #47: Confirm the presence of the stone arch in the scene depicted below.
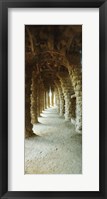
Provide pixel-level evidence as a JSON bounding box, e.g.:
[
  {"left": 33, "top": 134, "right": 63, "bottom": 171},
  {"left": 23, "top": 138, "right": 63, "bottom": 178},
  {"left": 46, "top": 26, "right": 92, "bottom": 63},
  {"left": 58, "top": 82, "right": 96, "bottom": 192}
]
[{"left": 25, "top": 25, "right": 82, "bottom": 136}]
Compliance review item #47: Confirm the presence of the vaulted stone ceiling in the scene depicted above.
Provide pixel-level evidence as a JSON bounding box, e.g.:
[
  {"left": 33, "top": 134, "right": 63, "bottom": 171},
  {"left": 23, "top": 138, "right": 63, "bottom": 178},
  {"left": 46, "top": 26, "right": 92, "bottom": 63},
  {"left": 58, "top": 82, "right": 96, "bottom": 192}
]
[{"left": 25, "top": 25, "right": 82, "bottom": 90}]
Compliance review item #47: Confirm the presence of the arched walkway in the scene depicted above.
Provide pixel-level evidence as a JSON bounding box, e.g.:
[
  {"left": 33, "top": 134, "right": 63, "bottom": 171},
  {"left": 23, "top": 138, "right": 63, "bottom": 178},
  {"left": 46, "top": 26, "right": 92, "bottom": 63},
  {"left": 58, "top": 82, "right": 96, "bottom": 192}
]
[{"left": 25, "top": 25, "right": 82, "bottom": 174}]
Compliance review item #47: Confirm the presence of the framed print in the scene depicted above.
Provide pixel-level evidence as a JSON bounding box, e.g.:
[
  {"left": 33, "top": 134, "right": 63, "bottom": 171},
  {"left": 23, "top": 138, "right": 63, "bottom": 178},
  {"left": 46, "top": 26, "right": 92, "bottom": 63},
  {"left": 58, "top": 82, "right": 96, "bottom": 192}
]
[{"left": 0, "top": 0, "right": 107, "bottom": 198}]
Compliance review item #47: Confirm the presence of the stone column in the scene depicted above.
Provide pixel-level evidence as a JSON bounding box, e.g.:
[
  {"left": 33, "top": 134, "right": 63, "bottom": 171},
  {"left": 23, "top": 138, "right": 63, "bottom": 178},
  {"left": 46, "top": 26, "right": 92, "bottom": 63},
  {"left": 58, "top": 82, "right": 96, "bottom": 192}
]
[
  {"left": 30, "top": 70, "right": 38, "bottom": 125},
  {"left": 58, "top": 87, "right": 64, "bottom": 116},
  {"left": 54, "top": 88, "right": 57, "bottom": 106},
  {"left": 44, "top": 91, "right": 47, "bottom": 109},
  {"left": 25, "top": 68, "right": 33, "bottom": 138},
  {"left": 60, "top": 93, "right": 64, "bottom": 116},
  {"left": 37, "top": 78, "right": 45, "bottom": 115},
  {"left": 40, "top": 88, "right": 45, "bottom": 113},
  {"left": 51, "top": 90, "right": 54, "bottom": 107},
  {"left": 37, "top": 78, "right": 41, "bottom": 117},
  {"left": 64, "top": 91, "right": 72, "bottom": 121},
  {"left": 71, "top": 94, "right": 76, "bottom": 125},
  {"left": 46, "top": 91, "right": 49, "bottom": 108},
  {"left": 60, "top": 76, "right": 73, "bottom": 121},
  {"left": 69, "top": 65, "right": 82, "bottom": 133},
  {"left": 55, "top": 87, "right": 60, "bottom": 113},
  {"left": 48, "top": 90, "right": 50, "bottom": 107}
]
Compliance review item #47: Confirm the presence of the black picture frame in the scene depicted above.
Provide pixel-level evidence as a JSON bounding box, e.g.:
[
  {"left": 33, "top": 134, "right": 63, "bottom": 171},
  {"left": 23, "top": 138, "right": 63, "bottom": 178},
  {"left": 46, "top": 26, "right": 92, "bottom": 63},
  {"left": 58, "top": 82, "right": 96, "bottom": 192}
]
[{"left": 0, "top": 0, "right": 107, "bottom": 198}]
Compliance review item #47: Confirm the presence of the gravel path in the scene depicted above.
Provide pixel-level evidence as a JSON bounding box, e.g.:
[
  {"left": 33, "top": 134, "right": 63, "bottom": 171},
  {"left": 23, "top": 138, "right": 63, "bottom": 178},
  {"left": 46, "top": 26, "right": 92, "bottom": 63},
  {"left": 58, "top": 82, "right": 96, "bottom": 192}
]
[{"left": 25, "top": 107, "right": 82, "bottom": 174}]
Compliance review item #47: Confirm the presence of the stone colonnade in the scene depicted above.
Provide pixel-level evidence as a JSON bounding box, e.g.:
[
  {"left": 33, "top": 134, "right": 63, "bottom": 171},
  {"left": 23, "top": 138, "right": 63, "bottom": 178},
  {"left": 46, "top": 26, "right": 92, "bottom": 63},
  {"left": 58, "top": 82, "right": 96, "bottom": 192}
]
[
  {"left": 25, "top": 69, "right": 55, "bottom": 137},
  {"left": 54, "top": 66, "right": 82, "bottom": 134},
  {"left": 25, "top": 65, "right": 82, "bottom": 137}
]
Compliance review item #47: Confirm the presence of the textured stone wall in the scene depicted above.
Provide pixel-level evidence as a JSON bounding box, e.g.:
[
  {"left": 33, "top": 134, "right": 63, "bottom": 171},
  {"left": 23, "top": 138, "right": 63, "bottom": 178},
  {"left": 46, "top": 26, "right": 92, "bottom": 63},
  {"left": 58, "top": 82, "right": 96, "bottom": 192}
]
[
  {"left": 51, "top": 90, "right": 54, "bottom": 106},
  {"left": 69, "top": 65, "right": 82, "bottom": 133},
  {"left": 31, "top": 73, "right": 46, "bottom": 125},
  {"left": 44, "top": 92, "right": 46, "bottom": 110},
  {"left": 54, "top": 87, "right": 60, "bottom": 113},
  {"left": 48, "top": 91, "right": 50, "bottom": 107},
  {"left": 64, "top": 92, "right": 72, "bottom": 121},
  {"left": 39, "top": 80, "right": 45, "bottom": 114},
  {"left": 71, "top": 94, "right": 76, "bottom": 125},
  {"left": 54, "top": 88, "right": 57, "bottom": 106},
  {"left": 59, "top": 75, "right": 74, "bottom": 121},
  {"left": 30, "top": 70, "right": 38, "bottom": 125},
  {"left": 25, "top": 67, "right": 33, "bottom": 138},
  {"left": 57, "top": 86, "right": 65, "bottom": 116},
  {"left": 37, "top": 79, "right": 41, "bottom": 118},
  {"left": 46, "top": 91, "right": 49, "bottom": 108},
  {"left": 36, "top": 77, "right": 45, "bottom": 116}
]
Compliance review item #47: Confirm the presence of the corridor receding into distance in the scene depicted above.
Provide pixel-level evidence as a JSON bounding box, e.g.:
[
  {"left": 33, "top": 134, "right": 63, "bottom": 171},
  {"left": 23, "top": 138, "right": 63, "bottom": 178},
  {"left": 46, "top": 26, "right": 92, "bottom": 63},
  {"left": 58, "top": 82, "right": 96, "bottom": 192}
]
[{"left": 25, "top": 25, "right": 82, "bottom": 174}]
